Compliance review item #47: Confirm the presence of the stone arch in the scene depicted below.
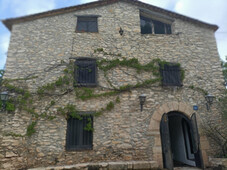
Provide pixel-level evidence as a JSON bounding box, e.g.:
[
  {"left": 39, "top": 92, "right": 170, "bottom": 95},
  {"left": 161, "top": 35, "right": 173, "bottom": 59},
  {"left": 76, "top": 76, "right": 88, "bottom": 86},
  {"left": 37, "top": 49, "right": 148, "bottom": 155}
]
[
  {"left": 149, "top": 102, "right": 194, "bottom": 131},
  {"left": 149, "top": 102, "right": 194, "bottom": 168}
]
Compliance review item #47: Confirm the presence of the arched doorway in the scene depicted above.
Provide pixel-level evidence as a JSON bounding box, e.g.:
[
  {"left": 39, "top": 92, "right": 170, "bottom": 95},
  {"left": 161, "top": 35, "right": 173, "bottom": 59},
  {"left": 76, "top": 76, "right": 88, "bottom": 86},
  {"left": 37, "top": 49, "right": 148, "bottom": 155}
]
[{"left": 160, "top": 111, "right": 203, "bottom": 170}]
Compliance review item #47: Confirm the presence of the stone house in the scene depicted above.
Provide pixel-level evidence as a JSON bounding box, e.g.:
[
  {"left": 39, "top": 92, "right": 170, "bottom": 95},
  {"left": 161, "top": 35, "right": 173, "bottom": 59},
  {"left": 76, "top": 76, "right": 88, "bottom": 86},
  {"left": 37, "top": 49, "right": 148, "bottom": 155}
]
[{"left": 0, "top": 0, "right": 225, "bottom": 169}]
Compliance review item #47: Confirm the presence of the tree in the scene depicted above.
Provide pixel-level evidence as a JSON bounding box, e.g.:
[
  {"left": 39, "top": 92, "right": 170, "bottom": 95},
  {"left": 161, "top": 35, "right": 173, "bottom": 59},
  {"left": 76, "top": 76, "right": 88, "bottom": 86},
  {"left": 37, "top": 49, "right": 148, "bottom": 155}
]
[
  {"left": 221, "top": 56, "right": 227, "bottom": 86},
  {"left": 201, "top": 58, "right": 227, "bottom": 158},
  {"left": 0, "top": 69, "right": 4, "bottom": 85}
]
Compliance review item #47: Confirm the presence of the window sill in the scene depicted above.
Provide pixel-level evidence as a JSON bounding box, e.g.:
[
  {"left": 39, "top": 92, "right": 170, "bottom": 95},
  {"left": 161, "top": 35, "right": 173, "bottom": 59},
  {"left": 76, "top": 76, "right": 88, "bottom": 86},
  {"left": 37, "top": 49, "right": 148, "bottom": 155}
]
[
  {"left": 141, "top": 33, "right": 173, "bottom": 36},
  {"left": 75, "top": 31, "right": 99, "bottom": 33},
  {"left": 162, "top": 84, "right": 183, "bottom": 88},
  {"left": 74, "top": 83, "right": 97, "bottom": 87},
  {"left": 66, "top": 147, "right": 93, "bottom": 152}
]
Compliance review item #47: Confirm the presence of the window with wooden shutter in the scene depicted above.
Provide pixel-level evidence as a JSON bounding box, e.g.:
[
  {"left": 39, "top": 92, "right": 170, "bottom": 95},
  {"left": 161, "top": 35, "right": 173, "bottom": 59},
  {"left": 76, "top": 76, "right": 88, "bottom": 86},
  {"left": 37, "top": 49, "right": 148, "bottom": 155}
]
[
  {"left": 66, "top": 115, "right": 93, "bottom": 150},
  {"left": 161, "top": 64, "right": 182, "bottom": 86},
  {"left": 76, "top": 16, "right": 98, "bottom": 33},
  {"left": 74, "top": 58, "right": 97, "bottom": 86}
]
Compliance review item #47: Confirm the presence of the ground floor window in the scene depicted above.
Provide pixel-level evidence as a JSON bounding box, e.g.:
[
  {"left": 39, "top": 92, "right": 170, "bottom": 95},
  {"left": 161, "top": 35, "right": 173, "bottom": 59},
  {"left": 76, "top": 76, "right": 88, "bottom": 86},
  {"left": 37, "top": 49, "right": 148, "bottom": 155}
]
[{"left": 66, "top": 115, "right": 93, "bottom": 150}]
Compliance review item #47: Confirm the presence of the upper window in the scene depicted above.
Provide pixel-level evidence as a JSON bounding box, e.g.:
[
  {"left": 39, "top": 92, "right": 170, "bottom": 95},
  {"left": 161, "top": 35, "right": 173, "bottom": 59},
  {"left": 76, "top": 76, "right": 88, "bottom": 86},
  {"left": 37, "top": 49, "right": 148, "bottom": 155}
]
[
  {"left": 66, "top": 115, "right": 93, "bottom": 150},
  {"left": 161, "top": 64, "right": 182, "bottom": 86},
  {"left": 140, "top": 16, "right": 171, "bottom": 34},
  {"left": 74, "top": 58, "right": 97, "bottom": 86},
  {"left": 76, "top": 16, "right": 98, "bottom": 32}
]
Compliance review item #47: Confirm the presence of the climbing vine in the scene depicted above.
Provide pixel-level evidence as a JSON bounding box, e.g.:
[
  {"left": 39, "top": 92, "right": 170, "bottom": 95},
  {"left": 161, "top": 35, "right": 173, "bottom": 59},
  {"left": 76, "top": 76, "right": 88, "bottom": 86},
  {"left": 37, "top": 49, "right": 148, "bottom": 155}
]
[{"left": 0, "top": 48, "right": 186, "bottom": 137}]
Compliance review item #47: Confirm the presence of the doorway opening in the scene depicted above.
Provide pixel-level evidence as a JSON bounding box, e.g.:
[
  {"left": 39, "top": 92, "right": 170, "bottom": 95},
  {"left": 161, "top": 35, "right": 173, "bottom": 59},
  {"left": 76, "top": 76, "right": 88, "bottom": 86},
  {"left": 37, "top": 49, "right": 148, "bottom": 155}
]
[{"left": 160, "top": 111, "right": 203, "bottom": 169}]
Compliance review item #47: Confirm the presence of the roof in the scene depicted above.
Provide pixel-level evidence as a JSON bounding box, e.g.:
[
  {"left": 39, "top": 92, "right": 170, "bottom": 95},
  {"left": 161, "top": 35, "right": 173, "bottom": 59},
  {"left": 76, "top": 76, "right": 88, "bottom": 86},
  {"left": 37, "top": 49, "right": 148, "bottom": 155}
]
[{"left": 2, "top": 0, "right": 218, "bottom": 31}]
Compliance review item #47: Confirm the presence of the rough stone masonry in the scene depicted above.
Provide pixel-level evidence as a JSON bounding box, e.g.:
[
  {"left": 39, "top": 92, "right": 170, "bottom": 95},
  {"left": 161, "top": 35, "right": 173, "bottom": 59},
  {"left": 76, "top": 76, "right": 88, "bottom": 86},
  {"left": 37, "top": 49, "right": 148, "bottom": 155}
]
[{"left": 0, "top": 1, "right": 225, "bottom": 169}]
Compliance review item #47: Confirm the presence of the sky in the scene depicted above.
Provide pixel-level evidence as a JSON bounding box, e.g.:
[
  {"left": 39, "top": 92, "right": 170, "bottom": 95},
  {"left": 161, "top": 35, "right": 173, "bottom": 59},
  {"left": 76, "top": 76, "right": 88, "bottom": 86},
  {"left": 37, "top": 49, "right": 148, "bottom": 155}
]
[{"left": 0, "top": 0, "right": 226, "bottom": 69}]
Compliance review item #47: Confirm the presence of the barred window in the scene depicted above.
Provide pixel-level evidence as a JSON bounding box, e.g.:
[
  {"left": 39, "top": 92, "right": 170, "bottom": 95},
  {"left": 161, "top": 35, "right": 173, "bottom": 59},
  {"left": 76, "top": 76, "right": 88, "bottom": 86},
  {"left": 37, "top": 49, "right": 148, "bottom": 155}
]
[
  {"left": 74, "top": 58, "right": 97, "bottom": 86},
  {"left": 66, "top": 115, "right": 93, "bottom": 150},
  {"left": 161, "top": 64, "right": 182, "bottom": 86},
  {"left": 76, "top": 17, "right": 98, "bottom": 32}
]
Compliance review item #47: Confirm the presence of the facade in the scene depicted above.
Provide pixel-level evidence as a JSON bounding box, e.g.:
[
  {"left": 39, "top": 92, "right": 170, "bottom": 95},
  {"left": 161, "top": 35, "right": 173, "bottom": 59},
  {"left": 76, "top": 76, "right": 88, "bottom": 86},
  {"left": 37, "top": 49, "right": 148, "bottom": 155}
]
[{"left": 0, "top": 0, "right": 225, "bottom": 169}]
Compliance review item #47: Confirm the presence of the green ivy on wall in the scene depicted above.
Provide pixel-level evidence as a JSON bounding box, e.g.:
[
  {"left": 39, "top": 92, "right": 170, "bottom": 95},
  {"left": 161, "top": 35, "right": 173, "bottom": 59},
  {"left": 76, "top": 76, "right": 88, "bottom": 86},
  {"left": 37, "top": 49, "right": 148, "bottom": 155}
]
[{"left": 0, "top": 48, "right": 185, "bottom": 137}]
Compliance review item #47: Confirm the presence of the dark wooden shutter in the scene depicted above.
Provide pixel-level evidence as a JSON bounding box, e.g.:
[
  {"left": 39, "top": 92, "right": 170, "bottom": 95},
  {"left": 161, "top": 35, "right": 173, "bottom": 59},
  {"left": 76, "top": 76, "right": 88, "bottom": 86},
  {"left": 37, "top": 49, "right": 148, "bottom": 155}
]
[
  {"left": 190, "top": 113, "right": 199, "bottom": 153},
  {"left": 75, "top": 59, "right": 96, "bottom": 86},
  {"left": 160, "top": 113, "right": 173, "bottom": 170},
  {"left": 76, "top": 17, "right": 98, "bottom": 32},
  {"left": 190, "top": 113, "right": 204, "bottom": 168},
  {"left": 162, "top": 64, "right": 181, "bottom": 86}
]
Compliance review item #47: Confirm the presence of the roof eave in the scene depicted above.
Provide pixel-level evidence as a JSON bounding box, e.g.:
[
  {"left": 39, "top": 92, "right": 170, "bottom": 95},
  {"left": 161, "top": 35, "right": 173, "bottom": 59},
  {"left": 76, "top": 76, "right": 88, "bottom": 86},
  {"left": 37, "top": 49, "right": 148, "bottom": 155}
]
[{"left": 1, "top": 0, "right": 219, "bottom": 32}]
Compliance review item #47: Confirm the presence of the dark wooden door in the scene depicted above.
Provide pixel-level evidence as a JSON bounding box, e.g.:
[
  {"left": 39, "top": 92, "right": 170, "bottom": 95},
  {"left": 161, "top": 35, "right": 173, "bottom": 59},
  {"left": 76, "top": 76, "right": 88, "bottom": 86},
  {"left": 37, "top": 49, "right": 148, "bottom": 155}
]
[
  {"left": 160, "top": 113, "right": 173, "bottom": 170},
  {"left": 190, "top": 113, "right": 204, "bottom": 168}
]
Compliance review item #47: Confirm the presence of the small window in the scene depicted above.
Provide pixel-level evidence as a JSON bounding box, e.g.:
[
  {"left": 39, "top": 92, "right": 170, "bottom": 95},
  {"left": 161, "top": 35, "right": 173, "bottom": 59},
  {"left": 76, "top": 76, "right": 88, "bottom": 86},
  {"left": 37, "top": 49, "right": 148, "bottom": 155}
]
[
  {"left": 161, "top": 64, "right": 182, "bottom": 86},
  {"left": 76, "top": 17, "right": 98, "bottom": 32},
  {"left": 66, "top": 115, "right": 93, "bottom": 150},
  {"left": 140, "top": 15, "right": 171, "bottom": 34},
  {"left": 74, "top": 58, "right": 97, "bottom": 86}
]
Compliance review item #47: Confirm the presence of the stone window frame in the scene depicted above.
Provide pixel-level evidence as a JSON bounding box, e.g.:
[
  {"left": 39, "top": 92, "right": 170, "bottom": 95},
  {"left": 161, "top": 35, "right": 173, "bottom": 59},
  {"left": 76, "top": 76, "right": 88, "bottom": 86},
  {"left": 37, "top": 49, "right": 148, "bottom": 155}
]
[
  {"left": 74, "top": 57, "right": 97, "bottom": 87},
  {"left": 65, "top": 112, "right": 94, "bottom": 151},
  {"left": 75, "top": 15, "right": 100, "bottom": 33},
  {"left": 139, "top": 9, "right": 173, "bottom": 35}
]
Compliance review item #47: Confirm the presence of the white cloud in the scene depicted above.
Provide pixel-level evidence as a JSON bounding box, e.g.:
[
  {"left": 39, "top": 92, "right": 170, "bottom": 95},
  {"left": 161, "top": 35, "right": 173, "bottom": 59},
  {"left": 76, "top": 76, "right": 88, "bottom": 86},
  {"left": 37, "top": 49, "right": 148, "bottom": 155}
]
[
  {"left": 216, "top": 34, "right": 227, "bottom": 61},
  {"left": 174, "top": 0, "right": 227, "bottom": 29},
  {"left": 0, "top": 34, "right": 10, "bottom": 52},
  {"left": 140, "top": 0, "right": 179, "bottom": 9},
  {"left": 79, "top": 0, "right": 96, "bottom": 5},
  {"left": 140, "top": 0, "right": 170, "bottom": 8},
  {"left": 0, "top": 33, "right": 10, "bottom": 69},
  {"left": 5, "top": 0, "right": 56, "bottom": 16}
]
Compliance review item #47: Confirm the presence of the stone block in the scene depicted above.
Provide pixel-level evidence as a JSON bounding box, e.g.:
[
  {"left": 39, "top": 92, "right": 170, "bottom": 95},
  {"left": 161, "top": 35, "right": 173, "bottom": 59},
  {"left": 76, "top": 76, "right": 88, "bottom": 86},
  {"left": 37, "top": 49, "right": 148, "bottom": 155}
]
[
  {"left": 200, "top": 139, "right": 210, "bottom": 150},
  {"left": 172, "top": 101, "right": 179, "bottom": 111},
  {"left": 149, "top": 161, "right": 159, "bottom": 168},
  {"left": 2, "top": 162, "right": 13, "bottom": 169},
  {"left": 108, "top": 162, "right": 127, "bottom": 170},
  {"left": 167, "top": 102, "right": 174, "bottom": 111},
  {"left": 152, "top": 110, "right": 162, "bottom": 121},
  {"left": 153, "top": 154, "right": 163, "bottom": 168},
  {"left": 179, "top": 102, "right": 187, "bottom": 112},
  {"left": 153, "top": 146, "right": 162, "bottom": 154},
  {"left": 149, "top": 118, "right": 160, "bottom": 131},
  {"left": 154, "top": 136, "right": 161, "bottom": 147},
  {"left": 202, "top": 150, "right": 209, "bottom": 167},
  {"left": 161, "top": 103, "right": 170, "bottom": 113},
  {"left": 5, "top": 151, "right": 17, "bottom": 158},
  {"left": 132, "top": 161, "right": 150, "bottom": 170}
]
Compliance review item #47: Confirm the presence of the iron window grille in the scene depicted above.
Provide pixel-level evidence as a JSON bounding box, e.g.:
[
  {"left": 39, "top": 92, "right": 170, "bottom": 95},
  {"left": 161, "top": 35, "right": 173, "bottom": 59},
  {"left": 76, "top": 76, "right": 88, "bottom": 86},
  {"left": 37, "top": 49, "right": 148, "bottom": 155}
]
[
  {"left": 140, "top": 16, "right": 171, "bottom": 34},
  {"left": 161, "top": 64, "right": 182, "bottom": 86},
  {"left": 74, "top": 58, "right": 97, "bottom": 87},
  {"left": 66, "top": 115, "right": 93, "bottom": 151},
  {"left": 76, "top": 16, "right": 98, "bottom": 33}
]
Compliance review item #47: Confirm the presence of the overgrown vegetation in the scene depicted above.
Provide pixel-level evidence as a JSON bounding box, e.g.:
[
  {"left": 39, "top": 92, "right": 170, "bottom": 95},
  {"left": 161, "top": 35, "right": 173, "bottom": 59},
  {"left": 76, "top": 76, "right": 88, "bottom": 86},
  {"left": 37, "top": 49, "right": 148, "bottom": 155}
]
[
  {"left": 188, "top": 85, "right": 208, "bottom": 95},
  {"left": 0, "top": 69, "right": 4, "bottom": 85},
  {"left": 0, "top": 49, "right": 186, "bottom": 137},
  {"left": 26, "top": 121, "right": 37, "bottom": 137},
  {"left": 202, "top": 103, "right": 227, "bottom": 158},
  {"left": 221, "top": 56, "right": 227, "bottom": 86},
  {"left": 201, "top": 58, "right": 227, "bottom": 158}
]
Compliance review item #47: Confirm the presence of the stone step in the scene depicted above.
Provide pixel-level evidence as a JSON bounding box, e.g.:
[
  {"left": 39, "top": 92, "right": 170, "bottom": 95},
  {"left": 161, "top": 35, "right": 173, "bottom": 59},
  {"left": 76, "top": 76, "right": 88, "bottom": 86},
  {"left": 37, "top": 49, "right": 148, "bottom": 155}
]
[
  {"left": 174, "top": 167, "right": 202, "bottom": 170},
  {"left": 28, "top": 160, "right": 158, "bottom": 170}
]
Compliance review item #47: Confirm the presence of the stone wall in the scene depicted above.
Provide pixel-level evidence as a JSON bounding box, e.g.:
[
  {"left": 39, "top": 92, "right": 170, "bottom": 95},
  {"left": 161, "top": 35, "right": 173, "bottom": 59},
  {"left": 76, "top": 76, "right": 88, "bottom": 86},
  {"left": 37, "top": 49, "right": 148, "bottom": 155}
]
[{"left": 1, "top": 1, "right": 225, "bottom": 169}]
